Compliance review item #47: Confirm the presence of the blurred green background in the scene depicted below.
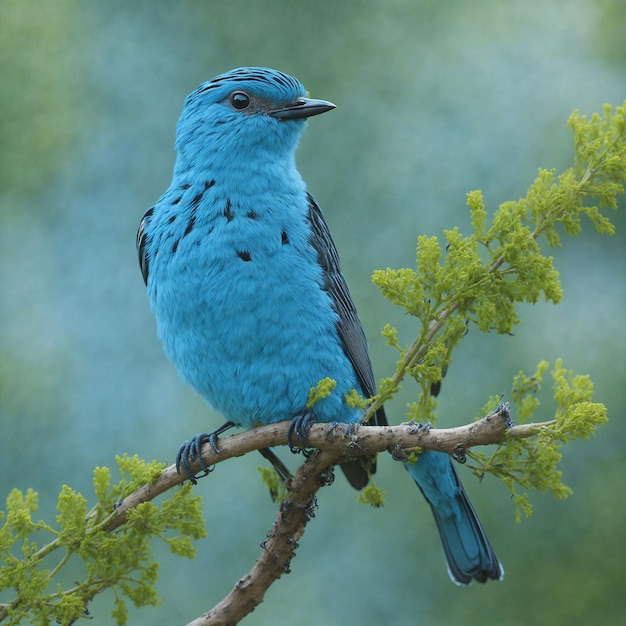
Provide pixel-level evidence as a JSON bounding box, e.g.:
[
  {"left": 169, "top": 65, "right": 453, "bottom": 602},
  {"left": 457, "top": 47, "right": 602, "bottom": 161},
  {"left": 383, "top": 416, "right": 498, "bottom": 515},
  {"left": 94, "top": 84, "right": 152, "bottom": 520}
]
[{"left": 1, "top": 1, "right": 625, "bottom": 624}]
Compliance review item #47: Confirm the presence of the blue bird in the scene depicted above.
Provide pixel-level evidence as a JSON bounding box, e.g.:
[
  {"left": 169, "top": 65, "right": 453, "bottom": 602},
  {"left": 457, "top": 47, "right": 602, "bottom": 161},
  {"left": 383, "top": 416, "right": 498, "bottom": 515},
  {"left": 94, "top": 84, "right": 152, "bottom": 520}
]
[{"left": 137, "top": 67, "right": 503, "bottom": 585}]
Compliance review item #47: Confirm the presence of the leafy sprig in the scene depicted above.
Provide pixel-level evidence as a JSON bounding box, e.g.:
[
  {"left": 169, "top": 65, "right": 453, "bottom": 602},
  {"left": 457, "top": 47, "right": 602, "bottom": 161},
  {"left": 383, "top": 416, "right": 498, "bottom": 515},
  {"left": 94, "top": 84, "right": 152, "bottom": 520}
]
[
  {"left": 466, "top": 359, "right": 608, "bottom": 521},
  {"left": 368, "top": 102, "right": 623, "bottom": 510},
  {"left": 0, "top": 454, "right": 205, "bottom": 625}
]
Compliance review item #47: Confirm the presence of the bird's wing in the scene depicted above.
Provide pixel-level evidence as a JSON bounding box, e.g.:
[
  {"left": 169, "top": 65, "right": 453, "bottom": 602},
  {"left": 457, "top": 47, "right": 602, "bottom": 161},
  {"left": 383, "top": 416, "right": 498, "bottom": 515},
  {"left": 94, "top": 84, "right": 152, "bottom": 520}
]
[
  {"left": 305, "top": 192, "right": 387, "bottom": 427},
  {"left": 136, "top": 206, "right": 155, "bottom": 285}
]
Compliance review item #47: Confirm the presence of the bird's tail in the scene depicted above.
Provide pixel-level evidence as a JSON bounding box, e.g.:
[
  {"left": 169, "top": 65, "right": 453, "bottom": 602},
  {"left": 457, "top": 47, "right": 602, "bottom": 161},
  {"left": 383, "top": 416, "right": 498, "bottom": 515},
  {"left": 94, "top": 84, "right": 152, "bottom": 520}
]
[{"left": 406, "top": 450, "right": 503, "bottom": 585}]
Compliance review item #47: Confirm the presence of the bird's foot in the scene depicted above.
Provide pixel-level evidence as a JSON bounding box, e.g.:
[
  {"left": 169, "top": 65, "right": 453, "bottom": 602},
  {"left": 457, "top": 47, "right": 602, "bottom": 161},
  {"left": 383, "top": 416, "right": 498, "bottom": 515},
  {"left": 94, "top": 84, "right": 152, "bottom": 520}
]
[
  {"left": 324, "top": 421, "right": 341, "bottom": 441},
  {"left": 176, "top": 434, "right": 213, "bottom": 484},
  {"left": 287, "top": 410, "right": 316, "bottom": 456},
  {"left": 175, "top": 421, "right": 235, "bottom": 484}
]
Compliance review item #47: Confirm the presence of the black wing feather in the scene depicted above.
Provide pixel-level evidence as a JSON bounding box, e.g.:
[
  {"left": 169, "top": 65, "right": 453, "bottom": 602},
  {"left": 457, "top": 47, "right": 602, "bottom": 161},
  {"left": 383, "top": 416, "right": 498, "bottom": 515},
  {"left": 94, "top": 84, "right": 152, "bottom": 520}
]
[
  {"left": 306, "top": 193, "right": 386, "bottom": 489},
  {"left": 305, "top": 192, "right": 387, "bottom": 431},
  {"left": 137, "top": 206, "right": 155, "bottom": 285}
]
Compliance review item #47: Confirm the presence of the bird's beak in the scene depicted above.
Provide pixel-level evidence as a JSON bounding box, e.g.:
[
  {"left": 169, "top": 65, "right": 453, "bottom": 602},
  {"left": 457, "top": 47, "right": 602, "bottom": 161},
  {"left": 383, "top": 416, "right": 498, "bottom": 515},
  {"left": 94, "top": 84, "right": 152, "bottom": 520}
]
[{"left": 269, "top": 97, "right": 336, "bottom": 121}]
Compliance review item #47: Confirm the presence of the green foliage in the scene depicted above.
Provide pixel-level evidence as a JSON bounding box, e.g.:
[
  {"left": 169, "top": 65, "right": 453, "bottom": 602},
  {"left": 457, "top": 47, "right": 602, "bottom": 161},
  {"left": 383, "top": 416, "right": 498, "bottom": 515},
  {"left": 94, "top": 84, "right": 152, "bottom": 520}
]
[
  {"left": 0, "top": 454, "right": 205, "bottom": 625},
  {"left": 306, "top": 377, "right": 337, "bottom": 408},
  {"left": 344, "top": 388, "right": 369, "bottom": 411},
  {"left": 258, "top": 467, "right": 288, "bottom": 503},
  {"left": 369, "top": 102, "right": 624, "bottom": 514},
  {"left": 467, "top": 360, "right": 608, "bottom": 521},
  {"left": 357, "top": 481, "right": 386, "bottom": 508}
]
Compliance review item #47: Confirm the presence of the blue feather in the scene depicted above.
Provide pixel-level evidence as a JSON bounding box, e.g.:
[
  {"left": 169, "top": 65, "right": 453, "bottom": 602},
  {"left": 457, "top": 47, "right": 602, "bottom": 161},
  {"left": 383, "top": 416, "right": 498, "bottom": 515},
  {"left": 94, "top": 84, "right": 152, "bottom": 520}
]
[
  {"left": 138, "top": 67, "right": 503, "bottom": 584},
  {"left": 406, "top": 451, "right": 504, "bottom": 584}
]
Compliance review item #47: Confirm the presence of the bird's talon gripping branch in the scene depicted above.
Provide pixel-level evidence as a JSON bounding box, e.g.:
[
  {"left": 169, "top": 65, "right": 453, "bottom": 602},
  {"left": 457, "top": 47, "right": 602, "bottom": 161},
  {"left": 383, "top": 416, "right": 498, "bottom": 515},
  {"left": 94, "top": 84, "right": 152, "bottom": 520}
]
[
  {"left": 208, "top": 433, "right": 221, "bottom": 454},
  {"left": 176, "top": 435, "right": 209, "bottom": 484},
  {"left": 287, "top": 410, "right": 316, "bottom": 455},
  {"left": 176, "top": 421, "right": 236, "bottom": 483},
  {"left": 324, "top": 422, "right": 340, "bottom": 441},
  {"left": 207, "top": 420, "right": 236, "bottom": 454}
]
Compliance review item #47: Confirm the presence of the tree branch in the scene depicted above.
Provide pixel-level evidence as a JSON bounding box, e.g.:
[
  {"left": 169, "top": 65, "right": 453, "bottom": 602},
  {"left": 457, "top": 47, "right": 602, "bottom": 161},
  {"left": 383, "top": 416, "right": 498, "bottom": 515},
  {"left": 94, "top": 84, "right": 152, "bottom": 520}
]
[
  {"left": 106, "top": 402, "right": 517, "bottom": 531},
  {"left": 185, "top": 449, "right": 336, "bottom": 626},
  {"left": 101, "top": 402, "right": 546, "bottom": 624}
]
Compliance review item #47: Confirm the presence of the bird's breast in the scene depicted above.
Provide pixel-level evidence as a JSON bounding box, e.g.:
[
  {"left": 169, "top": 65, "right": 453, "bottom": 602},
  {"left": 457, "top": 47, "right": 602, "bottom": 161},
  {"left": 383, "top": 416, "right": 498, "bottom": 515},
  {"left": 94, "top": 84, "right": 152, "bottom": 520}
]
[{"left": 144, "top": 187, "right": 360, "bottom": 426}]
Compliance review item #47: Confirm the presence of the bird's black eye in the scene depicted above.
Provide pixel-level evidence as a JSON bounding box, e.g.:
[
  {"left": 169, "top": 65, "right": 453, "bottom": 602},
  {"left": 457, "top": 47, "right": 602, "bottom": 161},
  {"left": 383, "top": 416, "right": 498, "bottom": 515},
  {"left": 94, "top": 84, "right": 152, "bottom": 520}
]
[{"left": 229, "top": 91, "right": 250, "bottom": 110}]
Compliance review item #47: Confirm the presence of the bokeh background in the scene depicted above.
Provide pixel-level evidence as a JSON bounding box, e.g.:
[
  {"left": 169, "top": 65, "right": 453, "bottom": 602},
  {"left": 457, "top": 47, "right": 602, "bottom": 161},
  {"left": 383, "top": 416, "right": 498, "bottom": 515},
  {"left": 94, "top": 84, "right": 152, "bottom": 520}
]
[{"left": 1, "top": 1, "right": 625, "bottom": 624}]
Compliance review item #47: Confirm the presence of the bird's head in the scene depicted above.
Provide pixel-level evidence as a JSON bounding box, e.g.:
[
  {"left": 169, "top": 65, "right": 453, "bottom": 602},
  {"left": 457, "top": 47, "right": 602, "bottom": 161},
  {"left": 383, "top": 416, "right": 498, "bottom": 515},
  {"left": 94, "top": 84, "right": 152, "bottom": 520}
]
[{"left": 173, "top": 67, "right": 335, "bottom": 170}]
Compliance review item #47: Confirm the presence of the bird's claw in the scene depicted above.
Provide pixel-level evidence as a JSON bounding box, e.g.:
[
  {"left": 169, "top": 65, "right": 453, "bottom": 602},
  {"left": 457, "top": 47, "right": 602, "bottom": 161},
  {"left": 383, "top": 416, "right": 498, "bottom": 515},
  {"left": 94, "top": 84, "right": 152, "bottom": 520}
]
[
  {"left": 176, "top": 421, "right": 236, "bottom": 484},
  {"left": 324, "top": 421, "right": 340, "bottom": 441},
  {"left": 176, "top": 433, "right": 215, "bottom": 484},
  {"left": 208, "top": 432, "right": 222, "bottom": 454},
  {"left": 287, "top": 410, "right": 316, "bottom": 456}
]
